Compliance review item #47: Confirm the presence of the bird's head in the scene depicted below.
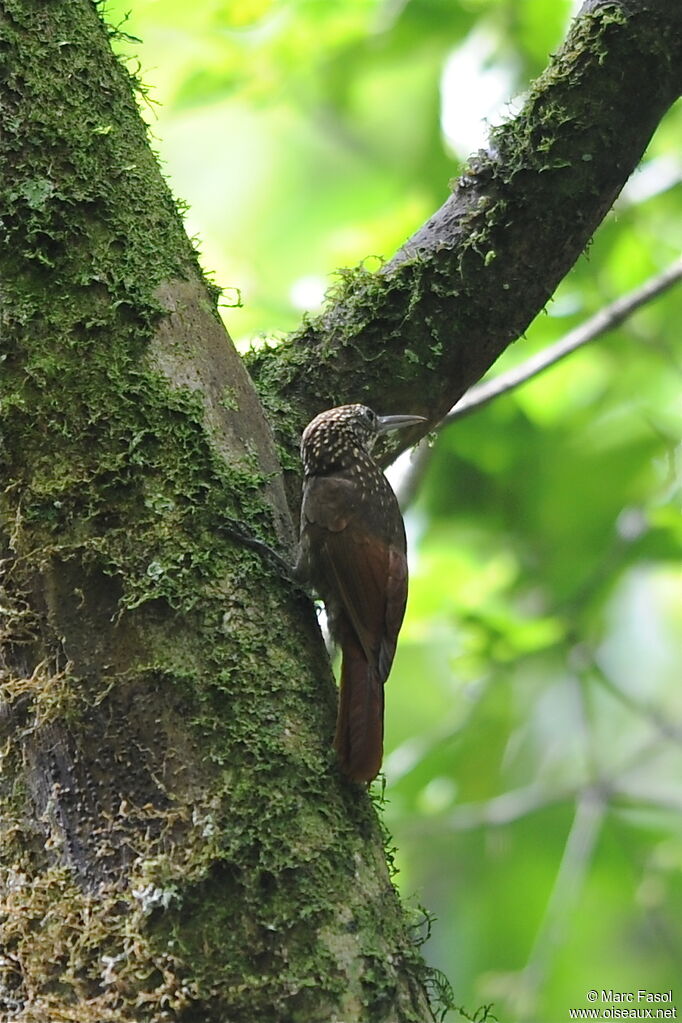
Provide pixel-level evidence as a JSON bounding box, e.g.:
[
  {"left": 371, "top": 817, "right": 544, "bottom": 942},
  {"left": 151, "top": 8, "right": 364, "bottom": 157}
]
[{"left": 301, "top": 404, "right": 426, "bottom": 475}]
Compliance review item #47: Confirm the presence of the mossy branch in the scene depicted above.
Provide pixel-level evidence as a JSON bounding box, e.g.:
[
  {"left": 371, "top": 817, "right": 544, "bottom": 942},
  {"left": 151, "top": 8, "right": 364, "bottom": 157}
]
[{"left": 247, "top": 0, "right": 682, "bottom": 471}]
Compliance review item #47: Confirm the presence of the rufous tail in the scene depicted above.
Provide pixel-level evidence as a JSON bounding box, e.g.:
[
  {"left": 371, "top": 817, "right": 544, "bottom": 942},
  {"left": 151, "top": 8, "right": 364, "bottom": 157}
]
[{"left": 334, "top": 638, "right": 384, "bottom": 783}]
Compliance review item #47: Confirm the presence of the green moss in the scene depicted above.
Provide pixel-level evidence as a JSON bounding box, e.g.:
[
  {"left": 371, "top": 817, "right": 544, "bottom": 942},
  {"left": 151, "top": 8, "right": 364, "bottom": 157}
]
[
  {"left": 0, "top": 6, "right": 435, "bottom": 1020},
  {"left": 247, "top": 2, "right": 680, "bottom": 473}
]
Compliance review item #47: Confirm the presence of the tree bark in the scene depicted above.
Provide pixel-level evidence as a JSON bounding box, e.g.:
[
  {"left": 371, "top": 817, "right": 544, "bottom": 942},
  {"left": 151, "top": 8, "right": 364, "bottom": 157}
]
[
  {"left": 0, "top": 0, "right": 680, "bottom": 1021},
  {"left": 247, "top": 0, "right": 682, "bottom": 490},
  {"left": 0, "top": 3, "right": 433, "bottom": 1021}
]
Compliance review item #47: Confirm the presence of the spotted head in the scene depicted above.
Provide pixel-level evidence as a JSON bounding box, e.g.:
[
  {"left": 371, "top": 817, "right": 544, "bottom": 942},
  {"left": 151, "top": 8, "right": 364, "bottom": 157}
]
[{"left": 300, "top": 404, "right": 426, "bottom": 475}]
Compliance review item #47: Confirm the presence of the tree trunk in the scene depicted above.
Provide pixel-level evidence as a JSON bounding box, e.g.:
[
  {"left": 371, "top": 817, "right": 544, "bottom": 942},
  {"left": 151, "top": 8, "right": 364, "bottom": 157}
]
[
  {"left": 0, "top": 3, "right": 433, "bottom": 1021},
  {"left": 0, "top": 1, "right": 680, "bottom": 1021}
]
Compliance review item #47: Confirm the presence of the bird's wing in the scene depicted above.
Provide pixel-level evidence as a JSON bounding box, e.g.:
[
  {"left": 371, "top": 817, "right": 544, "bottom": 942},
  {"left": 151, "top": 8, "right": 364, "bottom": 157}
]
[{"left": 301, "top": 475, "right": 359, "bottom": 532}]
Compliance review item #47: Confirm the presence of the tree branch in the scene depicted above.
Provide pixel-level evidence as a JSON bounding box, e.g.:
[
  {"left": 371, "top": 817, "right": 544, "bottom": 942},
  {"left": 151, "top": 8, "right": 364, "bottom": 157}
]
[
  {"left": 393, "top": 258, "right": 682, "bottom": 506},
  {"left": 445, "top": 257, "right": 682, "bottom": 424},
  {"left": 247, "top": 0, "right": 682, "bottom": 483}
]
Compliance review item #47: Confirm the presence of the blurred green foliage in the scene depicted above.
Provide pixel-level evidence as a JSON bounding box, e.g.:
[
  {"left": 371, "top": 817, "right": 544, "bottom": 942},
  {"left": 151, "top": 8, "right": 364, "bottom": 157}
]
[{"left": 105, "top": 1, "right": 681, "bottom": 1019}]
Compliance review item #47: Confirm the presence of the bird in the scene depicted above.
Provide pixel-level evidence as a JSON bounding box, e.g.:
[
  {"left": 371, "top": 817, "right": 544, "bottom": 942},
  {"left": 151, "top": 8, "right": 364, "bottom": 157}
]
[{"left": 296, "top": 403, "right": 426, "bottom": 783}]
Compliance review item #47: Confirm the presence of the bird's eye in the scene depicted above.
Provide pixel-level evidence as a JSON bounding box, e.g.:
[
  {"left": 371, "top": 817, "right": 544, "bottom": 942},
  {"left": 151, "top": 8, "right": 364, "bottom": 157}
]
[{"left": 364, "top": 407, "right": 376, "bottom": 423}]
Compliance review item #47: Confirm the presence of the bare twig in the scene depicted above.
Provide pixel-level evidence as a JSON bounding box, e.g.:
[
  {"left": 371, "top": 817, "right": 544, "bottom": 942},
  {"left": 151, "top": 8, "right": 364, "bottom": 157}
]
[
  {"left": 515, "top": 790, "right": 605, "bottom": 1014},
  {"left": 392, "top": 258, "right": 682, "bottom": 507},
  {"left": 445, "top": 256, "right": 682, "bottom": 424}
]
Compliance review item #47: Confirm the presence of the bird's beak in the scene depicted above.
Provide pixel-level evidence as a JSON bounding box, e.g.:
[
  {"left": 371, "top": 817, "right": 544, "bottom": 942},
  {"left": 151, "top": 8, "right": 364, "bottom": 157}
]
[{"left": 376, "top": 413, "right": 427, "bottom": 434}]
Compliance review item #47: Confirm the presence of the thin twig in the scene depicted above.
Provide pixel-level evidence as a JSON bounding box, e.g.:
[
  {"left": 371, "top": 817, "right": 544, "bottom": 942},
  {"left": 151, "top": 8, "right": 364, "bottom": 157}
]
[
  {"left": 446, "top": 255, "right": 682, "bottom": 424},
  {"left": 392, "top": 258, "right": 682, "bottom": 508},
  {"left": 516, "top": 790, "right": 605, "bottom": 1012}
]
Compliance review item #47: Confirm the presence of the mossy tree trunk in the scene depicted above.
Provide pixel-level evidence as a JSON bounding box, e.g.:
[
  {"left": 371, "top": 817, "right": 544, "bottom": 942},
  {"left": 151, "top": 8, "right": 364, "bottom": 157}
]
[
  {"left": 0, "top": 2, "right": 679, "bottom": 1022},
  {"left": 0, "top": 3, "right": 433, "bottom": 1021}
]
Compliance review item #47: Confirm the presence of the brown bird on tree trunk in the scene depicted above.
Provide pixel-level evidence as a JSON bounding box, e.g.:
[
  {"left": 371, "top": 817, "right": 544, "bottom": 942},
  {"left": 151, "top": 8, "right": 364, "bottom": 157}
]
[{"left": 297, "top": 404, "right": 426, "bottom": 783}]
